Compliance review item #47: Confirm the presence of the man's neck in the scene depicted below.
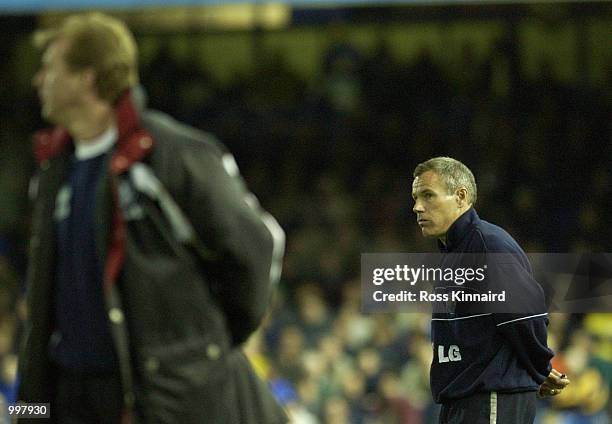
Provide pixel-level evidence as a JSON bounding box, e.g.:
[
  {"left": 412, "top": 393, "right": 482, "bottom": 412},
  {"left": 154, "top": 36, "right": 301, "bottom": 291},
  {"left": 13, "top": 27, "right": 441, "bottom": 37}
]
[
  {"left": 67, "top": 102, "right": 115, "bottom": 143},
  {"left": 437, "top": 206, "right": 472, "bottom": 247}
]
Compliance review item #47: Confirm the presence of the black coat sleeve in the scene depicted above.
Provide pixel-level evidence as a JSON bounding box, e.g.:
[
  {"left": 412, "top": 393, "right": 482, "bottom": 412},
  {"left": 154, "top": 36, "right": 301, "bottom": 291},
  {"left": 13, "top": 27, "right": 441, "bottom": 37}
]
[{"left": 180, "top": 138, "right": 285, "bottom": 345}]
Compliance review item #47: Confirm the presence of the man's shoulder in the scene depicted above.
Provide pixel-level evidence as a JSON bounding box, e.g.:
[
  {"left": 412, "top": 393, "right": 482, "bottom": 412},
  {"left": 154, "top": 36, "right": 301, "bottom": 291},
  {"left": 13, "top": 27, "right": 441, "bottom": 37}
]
[
  {"left": 140, "top": 109, "right": 225, "bottom": 158},
  {"left": 475, "top": 219, "right": 524, "bottom": 254}
]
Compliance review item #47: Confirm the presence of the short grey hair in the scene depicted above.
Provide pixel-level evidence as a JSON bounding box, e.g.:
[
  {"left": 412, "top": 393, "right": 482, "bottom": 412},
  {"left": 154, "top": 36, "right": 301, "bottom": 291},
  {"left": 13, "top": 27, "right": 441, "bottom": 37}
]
[{"left": 413, "top": 157, "right": 477, "bottom": 205}]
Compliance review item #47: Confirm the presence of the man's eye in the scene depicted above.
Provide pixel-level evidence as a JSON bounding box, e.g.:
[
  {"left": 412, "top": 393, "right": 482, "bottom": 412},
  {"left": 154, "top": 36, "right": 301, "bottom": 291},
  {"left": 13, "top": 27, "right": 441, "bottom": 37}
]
[{"left": 425, "top": 193, "right": 433, "bottom": 199}]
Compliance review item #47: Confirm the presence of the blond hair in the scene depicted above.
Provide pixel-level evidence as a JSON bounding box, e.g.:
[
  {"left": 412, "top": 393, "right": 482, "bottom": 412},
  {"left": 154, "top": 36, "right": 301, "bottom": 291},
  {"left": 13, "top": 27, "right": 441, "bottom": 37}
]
[{"left": 34, "top": 13, "right": 138, "bottom": 104}]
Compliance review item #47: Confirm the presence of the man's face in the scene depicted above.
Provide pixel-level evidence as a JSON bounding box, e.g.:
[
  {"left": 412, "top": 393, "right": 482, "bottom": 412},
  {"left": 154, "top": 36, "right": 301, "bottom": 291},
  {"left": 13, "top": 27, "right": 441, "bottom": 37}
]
[
  {"left": 412, "top": 171, "right": 463, "bottom": 239},
  {"left": 32, "top": 38, "right": 88, "bottom": 125}
]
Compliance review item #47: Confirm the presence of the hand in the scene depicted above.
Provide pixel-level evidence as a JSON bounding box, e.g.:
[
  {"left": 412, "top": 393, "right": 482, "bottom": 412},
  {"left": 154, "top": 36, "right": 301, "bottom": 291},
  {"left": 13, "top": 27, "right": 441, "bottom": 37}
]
[{"left": 537, "top": 368, "right": 570, "bottom": 398}]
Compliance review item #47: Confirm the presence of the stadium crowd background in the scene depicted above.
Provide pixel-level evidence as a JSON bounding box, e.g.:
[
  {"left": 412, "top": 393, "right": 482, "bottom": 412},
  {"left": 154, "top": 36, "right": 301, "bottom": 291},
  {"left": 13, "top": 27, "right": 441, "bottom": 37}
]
[{"left": 0, "top": 6, "right": 611, "bottom": 423}]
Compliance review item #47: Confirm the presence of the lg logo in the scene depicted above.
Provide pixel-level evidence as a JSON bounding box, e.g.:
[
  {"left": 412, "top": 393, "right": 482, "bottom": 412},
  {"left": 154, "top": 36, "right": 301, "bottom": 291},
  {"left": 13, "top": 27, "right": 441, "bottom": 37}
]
[{"left": 438, "top": 345, "right": 462, "bottom": 363}]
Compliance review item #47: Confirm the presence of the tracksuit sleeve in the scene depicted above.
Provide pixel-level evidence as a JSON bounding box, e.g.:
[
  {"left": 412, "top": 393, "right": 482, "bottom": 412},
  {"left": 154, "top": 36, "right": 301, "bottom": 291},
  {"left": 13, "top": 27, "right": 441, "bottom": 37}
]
[
  {"left": 496, "top": 316, "right": 554, "bottom": 385},
  {"left": 489, "top": 256, "right": 554, "bottom": 385}
]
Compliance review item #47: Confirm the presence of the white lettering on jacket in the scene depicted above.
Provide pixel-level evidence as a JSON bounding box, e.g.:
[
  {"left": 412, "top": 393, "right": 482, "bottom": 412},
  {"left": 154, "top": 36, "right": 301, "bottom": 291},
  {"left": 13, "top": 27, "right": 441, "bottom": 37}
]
[{"left": 438, "top": 345, "right": 462, "bottom": 363}]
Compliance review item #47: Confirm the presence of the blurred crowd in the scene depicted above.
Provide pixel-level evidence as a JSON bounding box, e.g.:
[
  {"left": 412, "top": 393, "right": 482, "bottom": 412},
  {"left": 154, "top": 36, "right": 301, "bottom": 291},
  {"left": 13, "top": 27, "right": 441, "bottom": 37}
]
[{"left": 0, "top": 15, "right": 611, "bottom": 423}]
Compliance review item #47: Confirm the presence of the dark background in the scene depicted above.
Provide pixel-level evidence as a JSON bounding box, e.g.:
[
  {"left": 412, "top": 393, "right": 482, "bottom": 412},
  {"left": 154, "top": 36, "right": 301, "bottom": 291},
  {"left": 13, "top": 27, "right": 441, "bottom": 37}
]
[{"left": 0, "top": 3, "right": 611, "bottom": 422}]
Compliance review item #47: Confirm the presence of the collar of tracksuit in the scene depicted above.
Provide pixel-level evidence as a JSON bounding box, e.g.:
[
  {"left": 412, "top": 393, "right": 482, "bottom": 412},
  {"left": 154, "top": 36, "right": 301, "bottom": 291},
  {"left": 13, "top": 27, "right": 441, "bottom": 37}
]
[{"left": 438, "top": 207, "right": 479, "bottom": 253}]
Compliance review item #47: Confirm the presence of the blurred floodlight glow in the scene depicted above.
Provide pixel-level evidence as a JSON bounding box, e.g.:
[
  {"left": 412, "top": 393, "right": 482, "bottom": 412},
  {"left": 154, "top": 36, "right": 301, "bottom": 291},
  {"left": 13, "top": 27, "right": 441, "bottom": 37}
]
[
  {"left": 125, "top": 4, "right": 291, "bottom": 31},
  {"left": 1, "top": 0, "right": 267, "bottom": 12},
  {"left": 36, "top": 4, "right": 291, "bottom": 31}
]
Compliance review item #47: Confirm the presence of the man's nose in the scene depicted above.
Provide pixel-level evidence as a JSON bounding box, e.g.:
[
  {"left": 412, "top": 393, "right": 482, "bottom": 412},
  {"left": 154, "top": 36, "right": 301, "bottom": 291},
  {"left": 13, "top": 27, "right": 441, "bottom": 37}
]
[{"left": 413, "top": 201, "right": 424, "bottom": 214}]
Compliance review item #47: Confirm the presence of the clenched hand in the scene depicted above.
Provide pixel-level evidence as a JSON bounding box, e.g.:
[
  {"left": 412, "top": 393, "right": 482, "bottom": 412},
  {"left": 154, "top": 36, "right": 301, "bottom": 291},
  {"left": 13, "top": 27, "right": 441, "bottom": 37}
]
[{"left": 537, "top": 368, "right": 570, "bottom": 398}]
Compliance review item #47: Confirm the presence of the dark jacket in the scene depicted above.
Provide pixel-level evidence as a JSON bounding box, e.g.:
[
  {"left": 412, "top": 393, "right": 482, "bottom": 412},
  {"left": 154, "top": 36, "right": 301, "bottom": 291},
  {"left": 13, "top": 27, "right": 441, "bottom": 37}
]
[
  {"left": 18, "top": 91, "right": 288, "bottom": 423},
  {"left": 431, "top": 208, "right": 553, "bottom": 403}
]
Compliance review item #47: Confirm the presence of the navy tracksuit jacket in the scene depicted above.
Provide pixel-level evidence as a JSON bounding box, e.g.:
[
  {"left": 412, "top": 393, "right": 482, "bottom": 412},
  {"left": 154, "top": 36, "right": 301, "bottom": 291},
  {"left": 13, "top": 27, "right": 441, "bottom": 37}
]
[{"left": 431, "top": 208, "right": 553, "bottom": 404}]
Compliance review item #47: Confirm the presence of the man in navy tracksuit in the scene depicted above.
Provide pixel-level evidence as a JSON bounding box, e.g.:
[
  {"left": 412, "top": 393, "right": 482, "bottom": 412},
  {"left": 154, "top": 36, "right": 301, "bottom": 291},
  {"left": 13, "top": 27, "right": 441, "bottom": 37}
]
[{"left": 411, "top": 157, "right": 570, "bottom": 424}]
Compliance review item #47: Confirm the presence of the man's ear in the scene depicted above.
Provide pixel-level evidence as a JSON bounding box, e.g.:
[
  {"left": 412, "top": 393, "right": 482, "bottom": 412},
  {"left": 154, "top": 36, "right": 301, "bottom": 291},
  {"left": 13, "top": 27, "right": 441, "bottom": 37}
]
[
  {"left": 456, "top": 187, "right": 468, "bottom": 207},
  {"left": 80, "top": 68, "right": 96, "bottom": 90}
]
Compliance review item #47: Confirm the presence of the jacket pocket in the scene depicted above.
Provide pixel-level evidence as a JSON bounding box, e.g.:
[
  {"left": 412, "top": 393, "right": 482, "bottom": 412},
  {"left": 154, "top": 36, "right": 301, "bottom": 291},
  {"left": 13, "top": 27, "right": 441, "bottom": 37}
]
[{"left": 137, "top": 338, "right": 237, "bottom": 423}]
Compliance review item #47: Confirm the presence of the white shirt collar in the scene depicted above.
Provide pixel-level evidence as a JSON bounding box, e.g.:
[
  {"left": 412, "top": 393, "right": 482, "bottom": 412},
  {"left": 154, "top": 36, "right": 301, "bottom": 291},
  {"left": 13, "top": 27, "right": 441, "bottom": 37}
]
[{"left": 74, "top": 125, "right": 118, "bottom": 160}]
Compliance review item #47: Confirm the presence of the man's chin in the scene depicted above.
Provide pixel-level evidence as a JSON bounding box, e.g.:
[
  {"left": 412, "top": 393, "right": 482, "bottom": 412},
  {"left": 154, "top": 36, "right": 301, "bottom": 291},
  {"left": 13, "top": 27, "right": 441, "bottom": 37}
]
[
  {"left": 41, "top": 108, "right": 61, "bottom": 125},
  {"left": 41, "top": 106, "right": 53, "bottom": 121},
  {"left": 420, "top": 227, "right": 439, "bottom": 238}
]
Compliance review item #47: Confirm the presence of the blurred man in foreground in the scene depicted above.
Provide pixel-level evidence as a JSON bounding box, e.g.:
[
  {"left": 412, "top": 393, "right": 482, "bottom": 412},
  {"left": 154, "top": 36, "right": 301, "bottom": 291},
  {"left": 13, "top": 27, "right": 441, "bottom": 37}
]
[
  {"left": 412, "top": 157, "right": 569, "bottom": 423},
  {"left": 19, "top": 13, "right": 286, "bottom": 423}
]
